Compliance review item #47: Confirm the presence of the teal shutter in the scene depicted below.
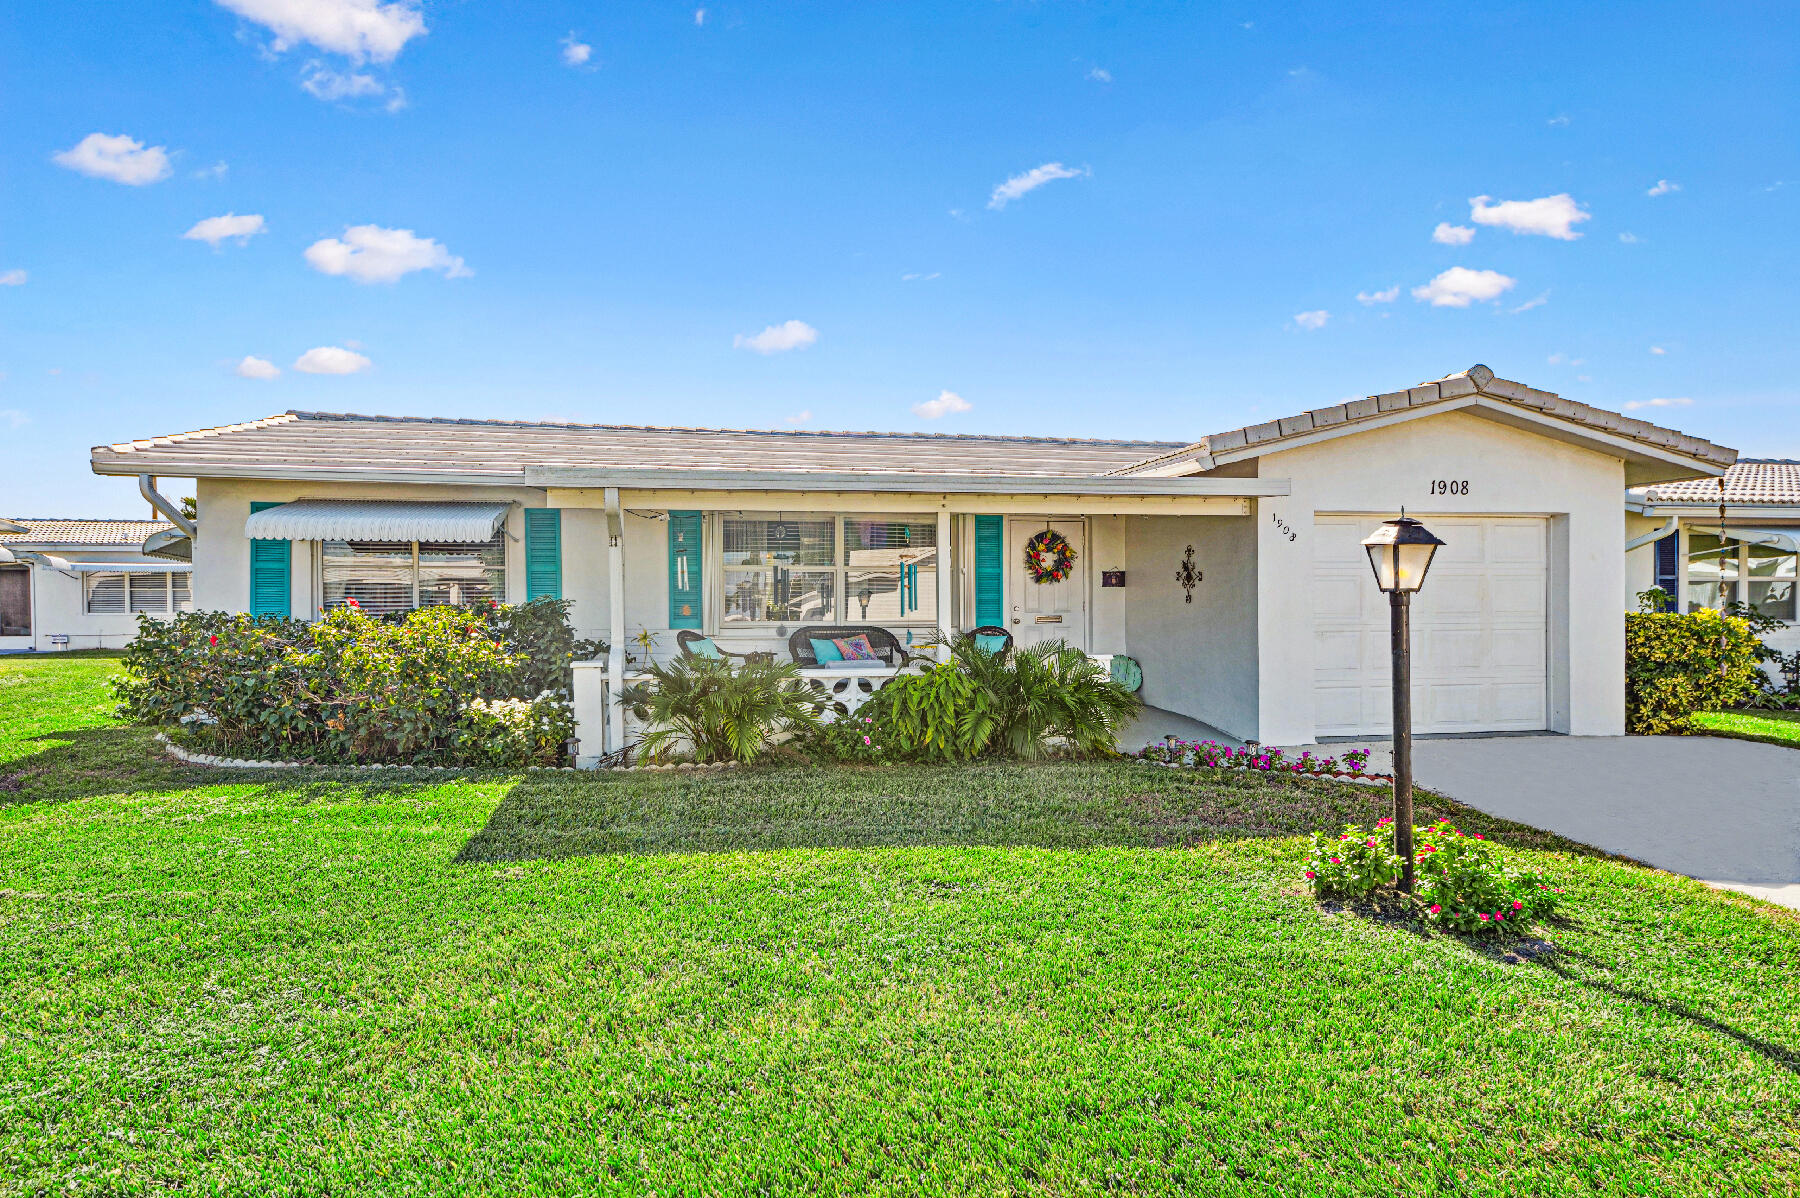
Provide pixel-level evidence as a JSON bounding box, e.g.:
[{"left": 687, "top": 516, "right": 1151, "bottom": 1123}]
[
  {"left": 524, "top": 508, "right": 562, "bottom": 600},
  {"left": 248, "top": 501, "right": 290, "bottom": 618},
  {"left": 668, "top": 511, "right": 703, "bottom": 629},
  {"left": 974, "top": 515, "right": 1004, "bottom": 627}
]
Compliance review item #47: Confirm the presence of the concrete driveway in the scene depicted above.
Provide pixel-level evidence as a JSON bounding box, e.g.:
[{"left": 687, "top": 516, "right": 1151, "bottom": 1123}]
[{"left": 1406, "top": 735, "right": 1800, "bottom": 911}]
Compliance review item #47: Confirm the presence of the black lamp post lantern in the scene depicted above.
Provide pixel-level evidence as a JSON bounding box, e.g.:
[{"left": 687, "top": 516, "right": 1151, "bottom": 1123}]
[{"left": 1360, "top": 514, "right": 1446, "bottom": 894}]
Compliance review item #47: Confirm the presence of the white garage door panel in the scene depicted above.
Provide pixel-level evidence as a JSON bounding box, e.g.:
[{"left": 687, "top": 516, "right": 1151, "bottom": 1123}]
[{"left": 1313, "top": 516, "right": 1549, "bottom": 737}]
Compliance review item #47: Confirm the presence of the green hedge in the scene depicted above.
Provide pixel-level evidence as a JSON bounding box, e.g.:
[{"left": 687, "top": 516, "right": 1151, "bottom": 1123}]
[
  {"left": 1624, "top": 609, "right": 1761, "bottom": 735},
  {"left": 115, "top": 598, "right": 588, "bottom": 766}
]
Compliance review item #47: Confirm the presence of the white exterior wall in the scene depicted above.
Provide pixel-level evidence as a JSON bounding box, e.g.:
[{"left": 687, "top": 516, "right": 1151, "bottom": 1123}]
[
  {"left": 1123, "top": 515, "right": 1259, "bottom": 739},
  {"left": 0, "top": 548, "right": 172, "bottom": 652},
  {"left": 1088, "top": 516, "right": 1130, "bottom": 655},
  {"left": 1252, "top": 409, "right": 1628, "bottom": 743}
]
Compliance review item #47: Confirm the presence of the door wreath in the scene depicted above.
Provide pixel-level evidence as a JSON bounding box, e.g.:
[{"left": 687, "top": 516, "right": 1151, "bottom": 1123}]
[{"left": 1024, "top": 529, "right": 1077, "bottom": 584}]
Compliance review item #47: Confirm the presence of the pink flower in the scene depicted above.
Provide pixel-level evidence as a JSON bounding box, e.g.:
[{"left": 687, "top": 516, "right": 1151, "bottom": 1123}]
[
  {"left": 862, "top": 735, "right": 871, "bottom": 745},
  {"left": 1512, "top": 901, "right": 1523, "bottom": 910},
  {"left": 1473, "top": 833, "right": 1485, "bottom": 840},
  {"left": 1429, "top": 905, "right": 1441, "bottom": 914},
  {"left": 1304, "top": 871, "right": 1316, "bottom": 879},
  {"left": 1494, "top": 913, "right": 1505, "bottom": 922},
  {"left": 1478, "top": 914, "right": 1490, "bottom": 921}
]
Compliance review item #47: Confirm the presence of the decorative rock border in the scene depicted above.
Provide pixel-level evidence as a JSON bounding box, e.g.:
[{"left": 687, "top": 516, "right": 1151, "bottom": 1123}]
[
  {"left": 1139, "top": 757, "right": 1394, "bottom": 787},
  {"left": 155, "top": 733, "right": 738, "bottom": 775}
]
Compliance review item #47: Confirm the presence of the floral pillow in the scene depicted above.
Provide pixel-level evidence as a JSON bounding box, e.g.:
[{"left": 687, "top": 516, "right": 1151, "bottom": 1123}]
[{"left": 832, "top": 634, "right": 881, "bottom": 662}]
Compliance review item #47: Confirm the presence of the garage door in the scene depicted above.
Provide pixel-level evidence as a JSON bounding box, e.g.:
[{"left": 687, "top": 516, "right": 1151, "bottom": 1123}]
[{"left": 1313, "top": 515, "right": 1548, "bottom": 738}]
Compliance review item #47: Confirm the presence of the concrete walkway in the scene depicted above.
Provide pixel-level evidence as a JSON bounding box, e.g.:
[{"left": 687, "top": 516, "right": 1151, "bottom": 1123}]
[{"left": 1399, "top": 735, "right": 1800, "bottom": 911}]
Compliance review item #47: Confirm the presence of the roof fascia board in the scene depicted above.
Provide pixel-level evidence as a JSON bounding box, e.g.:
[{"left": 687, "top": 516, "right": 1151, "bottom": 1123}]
[
  {"left": 526, "top": 465, "right": 1290, "bottom": 497},
  {"left": 90, "top": 458, "right": 529, "bottom": 486},
  {"left": 1630, "top": 503, "right": 1800, "bottom": 519}
]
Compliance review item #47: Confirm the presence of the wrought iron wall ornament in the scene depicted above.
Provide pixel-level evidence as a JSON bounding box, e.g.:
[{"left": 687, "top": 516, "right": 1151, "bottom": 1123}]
[{"left": 1175, "top": 545, "right": 1202, "bottom": 603}]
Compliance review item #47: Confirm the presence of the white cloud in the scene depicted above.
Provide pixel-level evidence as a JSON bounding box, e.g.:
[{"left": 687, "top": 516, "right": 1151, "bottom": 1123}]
[
  {"left": 1292, "top": 309, "right": 1330, "bottom": 330},
  {"left": 913, "top": 390, "right": 971, "bottom": 420},
  {"left": 783, "top": 410, "right": 811, "bottom": 425},
  {"left": 304, "top": 224, "right": 470, "bottom": 283},
  {"left": 987, "top": 162, "right": 1086, "bottom": 210},
  {"left": 694, "top": 8, "right": 706, "bottom": 25},
  {"left": 300, "top": 62, "right": 385, "bottom": 100},
  {"left": 1618, "top": 231, "right": 1639, "bottom": 244},
  {"left": 52, "top": 133, "right": 172, "bottom": 186},
  {"left": 1411, "top": 267, "right": 1517, "bottom": 308},
  {"left": 1087, "top": 67, "right": 1112, "bottom": 83},
  {"left": 1, "top": 409, "right": 28, "bottom": 429},
  {"left": 733, "top": 320, "right": 818, "bottom": 354},
  {"left": 235, "top": 355, "right": 281, "bottom": 379},
  {"left": 1468, "top": 193, "right": 1590, "bottom": 239},
  {"left": 1547, "top": 353, "right": 1585, "bottom": 366},
  {"left": 560, "top": 33, "right": 592, "bottom": 67},
  {"left": 1622, "top": 396, "right": 1692, "bottom": 411},
  {"left": 294, "top": 345, "right": 372, "bottom": 374},
  {"left": 1511, "top": 292, "right": 1549, "bottom": 313},
  {"left": 1647, "top": 179, "right": 1680, "bottom": 197},
  {"left": 0, "top": 269, "right": 25, "bottom": 286},
  {"left": 1547, "top": 114, "right": 1570, "bottom": 127},
  {"left": 1356, "top": 285, "right": 1399, "bottom": 305},
  {"left": 1650, "top": 346, "right": 1666, "bottom": 355},
  {"left": 194, "top": 161, "right": 229, "bottom": 181},
  {"left": 901, "top": 271, "right": 941, "bottom": 282},
  {"left": 1432, "top": 222, "right": 1476, "bottom": 246},
  {"left": 213, "top": 0, "right": 425, "bottom": 63},
  {"left": 183, "top": 213, "right": 267, "bottom": 247}
]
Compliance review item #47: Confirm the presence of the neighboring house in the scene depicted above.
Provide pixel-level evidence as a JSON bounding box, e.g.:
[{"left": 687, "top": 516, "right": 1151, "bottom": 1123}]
[
  {"left": 1626, "top": 459, "right": 1800, "bottom": 675},
  {"left": 0, "top": 518, "right": 194, "bottom": 652},
  {"left": 89, "top": 364, "right": 1733, "bottom": 758}
]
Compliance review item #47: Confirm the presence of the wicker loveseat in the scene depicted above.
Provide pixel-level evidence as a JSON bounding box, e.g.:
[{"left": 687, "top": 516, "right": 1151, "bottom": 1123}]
[{"left": 788, "top": 625, "right": 920, "bottom": 668}]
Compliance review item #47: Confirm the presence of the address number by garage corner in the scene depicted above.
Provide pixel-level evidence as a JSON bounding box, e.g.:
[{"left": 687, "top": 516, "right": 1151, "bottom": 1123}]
[{"left": 1429, "top": 479, "right": 1471, "bottom": 496}]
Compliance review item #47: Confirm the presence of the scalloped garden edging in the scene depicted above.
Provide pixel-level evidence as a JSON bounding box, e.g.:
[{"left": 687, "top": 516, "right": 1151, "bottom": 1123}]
[{"left": 154, "top": 734, "right": 739, "bottom": 774}]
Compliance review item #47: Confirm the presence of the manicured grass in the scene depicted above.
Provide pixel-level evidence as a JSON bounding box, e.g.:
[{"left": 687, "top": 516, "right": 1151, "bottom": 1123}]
[
  {"left": 1692, "top": 707, "right": 1800, "bottom": 748},
  {"left": 3, "top": 654, "right": 1798, "bottom": 1195}
]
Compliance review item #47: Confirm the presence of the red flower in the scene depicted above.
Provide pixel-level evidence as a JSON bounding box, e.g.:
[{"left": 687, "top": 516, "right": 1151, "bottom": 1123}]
[
  {"left": 209, "top": 634, "right": 218, "bottom": 646},
  {"left": 346, "top": 597, "right": 361, "bottom": 609}
]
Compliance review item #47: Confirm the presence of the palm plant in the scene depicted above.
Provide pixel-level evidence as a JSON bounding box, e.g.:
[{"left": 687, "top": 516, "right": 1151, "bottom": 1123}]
[
  {"left": 950, "top": 635, "right": 1142, "bottom": 758},
  {"left": 619, "top": 655, "right": 823, "bottom": 763}
]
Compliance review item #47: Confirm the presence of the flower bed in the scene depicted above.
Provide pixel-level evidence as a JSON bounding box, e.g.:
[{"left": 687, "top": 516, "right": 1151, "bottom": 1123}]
[
  {"left": 1138, "top": 738, "right": 1379, "bottom": 781},
  {"left": 1304, "top": 817, "right": 1563, "bottom": 934}
]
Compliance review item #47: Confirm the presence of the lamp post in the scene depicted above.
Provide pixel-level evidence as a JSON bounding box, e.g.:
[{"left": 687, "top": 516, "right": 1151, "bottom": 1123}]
[{"left": 1361, "top": 515, "right": 1445, "bottom": 894}]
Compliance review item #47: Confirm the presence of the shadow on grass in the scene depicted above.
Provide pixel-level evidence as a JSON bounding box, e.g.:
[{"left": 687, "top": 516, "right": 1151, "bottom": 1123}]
[
  {"left": 0, "top": 725, "right": 199, "bottom": 807},
  {"left": 452, "top": 760, "right": 1608, "bottom": 865}
]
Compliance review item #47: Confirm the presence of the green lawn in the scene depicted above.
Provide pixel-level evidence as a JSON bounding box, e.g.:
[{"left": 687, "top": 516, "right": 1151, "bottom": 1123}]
[
  {"left": 1692, "top": 707, "right": 1800, "bottom": 748},
  {"left": 3, "top": 654, "right": 1798, "bottom": 1195}
]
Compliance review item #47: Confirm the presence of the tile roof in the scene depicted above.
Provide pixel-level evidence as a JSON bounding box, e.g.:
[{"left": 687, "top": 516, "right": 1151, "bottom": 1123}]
[
  {"left": 90, "top": 411, "right": 1189, "bottom": 481},
  {"left": 1636, "top": 459, "right": 1800, "bottom": 506},
  {"left": 0, "top": 518, "right": 173, "bottom": 546},
  {"left": 1107, "top": 365, "right": 1736, "bottom": 475}
]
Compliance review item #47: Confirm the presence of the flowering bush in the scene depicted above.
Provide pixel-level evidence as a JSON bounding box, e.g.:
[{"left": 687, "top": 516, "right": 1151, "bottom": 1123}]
[
  {"left": 1141, "top": 738, "right": 1372, "bottom": 777},
  {"left": 1303, "top": 819, "right": 1401, "bottom": 895},
  {"left": 799, "top": 714, "right": 888, "bottom": 763},
  {"left": 116, "top": 601, "right": 586, "bottom": 766},
  {"left": 457, "top": 693, "right": 575, "bottom": 767},
  {"left": 1302, "top": 818, "right": 1562, "bottom": 934}
]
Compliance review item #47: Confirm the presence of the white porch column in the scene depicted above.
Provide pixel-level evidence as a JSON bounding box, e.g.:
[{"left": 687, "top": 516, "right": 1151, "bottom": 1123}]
[
  {"left": 936, "top": 508, "right": 953, "bottom": 660},
  {"left": 605, "top": 486, "right": 626, "bottom": 753}
]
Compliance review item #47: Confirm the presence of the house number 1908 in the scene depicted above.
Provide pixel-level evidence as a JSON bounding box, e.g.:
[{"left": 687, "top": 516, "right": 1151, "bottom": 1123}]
[{"left": 1429, "top": 479, "right": 1470, "bottom": 496}]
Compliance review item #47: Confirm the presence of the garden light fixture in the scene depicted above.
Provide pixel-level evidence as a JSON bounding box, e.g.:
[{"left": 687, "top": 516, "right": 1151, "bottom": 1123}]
[{"left": 1361, "top": 514, "right": 1445, "bottom": 894}]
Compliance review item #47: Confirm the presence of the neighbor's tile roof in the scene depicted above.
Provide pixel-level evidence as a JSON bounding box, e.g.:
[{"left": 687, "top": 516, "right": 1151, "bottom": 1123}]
[
  {"left": 1107, "top": 365, "right": 1737, "bottom": 475},
  {"left": 91, "top": 411, "right": 1189, "bottom": 481},
  {"left": 0, "top": 518, "right": 174, "bottom": 546},
  {"left": 1637, "top": 460, "right": 1800, "bottom": 505}
]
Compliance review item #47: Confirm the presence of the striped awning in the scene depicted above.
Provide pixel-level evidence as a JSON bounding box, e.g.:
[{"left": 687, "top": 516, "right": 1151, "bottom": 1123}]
[{"left": 244, "top": 499, "right": 511, "bottom": 543}]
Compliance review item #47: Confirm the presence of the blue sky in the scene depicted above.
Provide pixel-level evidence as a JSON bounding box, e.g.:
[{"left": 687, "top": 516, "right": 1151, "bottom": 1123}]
[{"left": 3, "top": 1, "right": 1796, "bottom": 515}]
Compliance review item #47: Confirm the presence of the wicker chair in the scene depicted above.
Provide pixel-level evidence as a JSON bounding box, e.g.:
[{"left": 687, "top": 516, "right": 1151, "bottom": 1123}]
[
  {"left": 968, "top": 626, "right": 1014, "bottom": 656},
  {"left": 788, "top": 625, "right": 918, "bottom": 668},
  {"left": 675, "top": 629, "right": 774, "bottom": 665}
]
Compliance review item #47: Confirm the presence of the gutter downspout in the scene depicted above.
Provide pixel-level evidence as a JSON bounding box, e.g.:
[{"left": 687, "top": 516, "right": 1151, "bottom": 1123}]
[
  {"left": 605, "top": 487, "right": 627, "bottom": 756},
  {"left": 1625, "top": 517, "right": 1678, "bottom": 553},
  {"left": 138, "top": 475, "right": 197, "bottom": 538}
]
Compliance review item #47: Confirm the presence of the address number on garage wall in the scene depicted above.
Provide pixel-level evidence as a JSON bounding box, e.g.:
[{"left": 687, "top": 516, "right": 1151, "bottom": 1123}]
[{"left": 1429, "top": 479, "right": 1470, "bottom": 496}]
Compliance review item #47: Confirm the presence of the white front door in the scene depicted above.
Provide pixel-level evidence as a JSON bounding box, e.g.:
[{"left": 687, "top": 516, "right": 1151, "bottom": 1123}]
[
  {"left": 1312, "top": 515, "right": 1549, "bottom": 737},
  {"left": 1008, "top": 518, "right": 1087, "bottom": 651}
]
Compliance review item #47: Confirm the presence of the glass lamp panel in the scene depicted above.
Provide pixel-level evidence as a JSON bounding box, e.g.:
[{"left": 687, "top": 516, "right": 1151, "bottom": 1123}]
[
  {"left": 1392, "top": 541, "right": 1439, "bottom": 592},
  {"left": 1364, "top": 544, "right": 1397, "bottom": 592}
]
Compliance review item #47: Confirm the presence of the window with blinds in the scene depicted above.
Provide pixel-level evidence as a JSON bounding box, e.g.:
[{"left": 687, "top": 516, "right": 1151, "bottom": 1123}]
[
  {"left": 717, "top": 514, "right": 936, "bottom": 625},
  {"left": 84, "top": 572, "right": 191, "bottom": 615},
  {"left": 85, "top": 573, "right": 127, "bottom": 614},
  {"left": 321, "top": 535, "right": 506, "bottom": 615}
]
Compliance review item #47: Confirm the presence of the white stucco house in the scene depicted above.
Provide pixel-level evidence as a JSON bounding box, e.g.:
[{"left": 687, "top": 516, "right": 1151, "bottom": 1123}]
[
  {"left": 89, "top": 364, "right": 1735, "bottom": 760},
  {"left": 1626, "top": 459, "right": 1800, "bottom": 677},
  {"left": 0, "top": 518, "right": 194, "bottom": 653}
]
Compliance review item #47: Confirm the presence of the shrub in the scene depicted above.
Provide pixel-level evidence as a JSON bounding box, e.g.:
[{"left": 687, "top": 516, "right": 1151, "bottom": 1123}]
[
  {"left": 858, "top": 660, "right": 987, "bottom": 761},
  {"left": 948, "top": 635, "right": 1142, "bottom": 759},
  {"left": 1302, "top": 819, "right": 1562, "bottom": 934},
  {"left": 1625, "top": 610, "right": 1761, "bottom": 733},
  {"left": 620, "top": 656, "right": 823, "bottom": 763},
  {"left": 457, "top": 693, "right": 575, "bottom": 767},
  {"left": 116, "top": 600, "right": 588, "bottom": 765},
  {"left": 1141, "top": 739, "right": 1371, "bottom": 777},
  {"left": 796, "top": 713, "right": 889, "bottom": 764}
]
